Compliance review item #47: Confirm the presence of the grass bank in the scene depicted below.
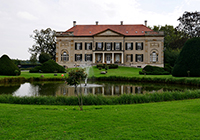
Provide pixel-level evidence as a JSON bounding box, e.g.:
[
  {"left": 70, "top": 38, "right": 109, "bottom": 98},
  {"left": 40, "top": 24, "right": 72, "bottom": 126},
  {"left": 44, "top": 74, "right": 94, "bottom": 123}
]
[
  {"left": 1, "top": 99, "right": 200, "bottom": 139},
  {"left": 1, "top": 90, "right": 200, "bottom": 105}
]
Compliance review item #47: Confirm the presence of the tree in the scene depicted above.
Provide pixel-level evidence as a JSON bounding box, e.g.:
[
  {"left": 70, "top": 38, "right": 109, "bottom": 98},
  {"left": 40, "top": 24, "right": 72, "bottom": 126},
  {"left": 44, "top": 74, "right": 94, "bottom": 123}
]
[
  {"left": 172, "top": 37, "right": 200, "bottom": 77},
  {"left": 66, "top": 69, "right": 87, "bottom": 110},
  {"left": 30, "top": 54, "right": 37, "bottom": 64},
  {"left": 29, "top": 28, "right": 56, "bottom": 60},
  {"left": 176, "top": 11, "right": 200, "bottom": 38},
  {"left": 39, "top": 53, "right": 51, "bottom": 63},
  {"left": 151, "top": 25, "right": 188, "bottom": 50}
]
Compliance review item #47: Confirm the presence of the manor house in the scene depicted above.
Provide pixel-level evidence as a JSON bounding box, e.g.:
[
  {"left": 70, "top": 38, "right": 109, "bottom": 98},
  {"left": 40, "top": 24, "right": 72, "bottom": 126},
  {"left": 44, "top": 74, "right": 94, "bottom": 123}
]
[{"left": 56, "top": 21, "right": 164, "bottom": 68}]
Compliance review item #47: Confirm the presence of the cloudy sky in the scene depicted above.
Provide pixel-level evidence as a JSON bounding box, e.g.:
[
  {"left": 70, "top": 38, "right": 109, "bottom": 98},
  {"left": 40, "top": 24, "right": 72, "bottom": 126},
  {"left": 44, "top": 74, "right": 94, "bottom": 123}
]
[{"left": 0, "top": 0, "right": 199, "bottom": 60}]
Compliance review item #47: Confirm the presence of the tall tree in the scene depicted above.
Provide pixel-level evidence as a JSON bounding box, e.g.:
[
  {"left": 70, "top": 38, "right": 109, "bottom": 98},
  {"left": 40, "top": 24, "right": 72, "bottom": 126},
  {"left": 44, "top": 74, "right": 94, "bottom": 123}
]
[
  {"left": 29, "top": 28, "right": 56, "bottom": 60},
  {"left": 176, "top": 11, "right": 200, "bottom": 38}
]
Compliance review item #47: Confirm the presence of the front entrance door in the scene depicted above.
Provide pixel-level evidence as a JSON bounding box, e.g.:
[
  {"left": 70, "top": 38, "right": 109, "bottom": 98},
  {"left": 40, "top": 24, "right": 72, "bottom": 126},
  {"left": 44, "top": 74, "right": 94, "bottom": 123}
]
[{"left": 106, "top": 54, "right": 111, "bottom": 64}]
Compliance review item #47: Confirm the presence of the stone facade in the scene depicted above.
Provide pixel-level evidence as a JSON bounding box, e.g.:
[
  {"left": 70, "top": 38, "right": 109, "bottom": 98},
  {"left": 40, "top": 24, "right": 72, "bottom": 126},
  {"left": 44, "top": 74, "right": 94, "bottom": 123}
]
[{"left": 56, "top": 22, "right": 164, "bottom": 68}]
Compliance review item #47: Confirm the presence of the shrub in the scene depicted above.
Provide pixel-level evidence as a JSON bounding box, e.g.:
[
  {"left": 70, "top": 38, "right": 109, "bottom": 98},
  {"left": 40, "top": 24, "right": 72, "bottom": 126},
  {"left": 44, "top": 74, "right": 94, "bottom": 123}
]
[
  {"left": 164, "top": 63, "right": 173, "bottom": 74},
  {"left": 41, "top": 60, "right": 65, "bottom": 73},
  {"left": 39, "top": 53, "right": 51, "bottom": 63},
  {"left": 29, "top": 66, "right": 42, "bottom": 73},
  {"left": 172, "top": 37, "right": 200, "bottom": 77},
  {"left": 139, "top": 65, "right": 169, "bottom": 75},
  {"left": 109, "top": 64, "right": 118, "bottom": 69},
  {"left": 0, "top": 55, "right": 21, "bottom": 76},
  {"left": 97, "top": 64, "right": 103, "bottom": 68}
]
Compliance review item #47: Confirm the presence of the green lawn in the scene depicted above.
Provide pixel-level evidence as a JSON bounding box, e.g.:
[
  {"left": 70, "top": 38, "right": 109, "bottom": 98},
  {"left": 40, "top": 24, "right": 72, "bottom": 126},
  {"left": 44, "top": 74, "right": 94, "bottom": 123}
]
[{"left": 1, "top": 99, "right": 200, "bottom": 139}]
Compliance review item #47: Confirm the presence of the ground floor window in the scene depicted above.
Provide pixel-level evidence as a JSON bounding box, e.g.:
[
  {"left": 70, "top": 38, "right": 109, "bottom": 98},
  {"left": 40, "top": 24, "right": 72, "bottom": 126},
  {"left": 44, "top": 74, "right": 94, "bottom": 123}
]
[
  {"left": 150, "top": 51, "right": 158, "bottom": 62},
  {"left": 85, "top": 54, "right": 92, "bottom": 61},
  {"left": 126, "top": 54, "right": 133, "bottom": 62},
  {"left": 61, "top": 51, "right": 69, "bottom": 62},
  {"left": 136, "top": 54, "right": 143, "bottom": 62},
  {"left": 115, "top": 54, "right": 120, "bottom": 62},
  {"left": 75, "top": 54, "right": 82, "bottom": 61}
]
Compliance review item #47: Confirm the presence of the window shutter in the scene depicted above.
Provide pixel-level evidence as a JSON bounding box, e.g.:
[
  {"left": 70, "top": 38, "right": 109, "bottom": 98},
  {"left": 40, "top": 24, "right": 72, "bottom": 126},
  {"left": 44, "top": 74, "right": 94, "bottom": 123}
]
[
  {"left": 114, "top": 43, "right": 116, "bottom": 50},
  {"left": 125, "top": 43, "right": 127, "bottom": 50},
  {"left": 75, "top": 54, "right": 77, "bottom": 61},
  {"left": 90, "top": 43, "right": 92, "bottom": 50},
  {"left": 136, "top": 42, "right": 138, "bottom": 50},
  {"left": 141, "top": 54, "right": 143, "bottom": 62},
  {"left": 75, "top": 43, "right": 77, "bottom": 50},
  {"left": 131, "top": 43, "right": 133, "bottom": 50},
  {"left": 141, "top": 42, "right": 143, "bottom": 50},
  {"left": 80, "top": 54, "right": 82, "bottom": 61},
  {"left": 90, "top": 54, "right": 92, "bottom": 61},
  {"left": 120, "top": 42, "right": 122, "bottom": 50},
  {"left": 85, "top": 54, "right": 87, "bottom": 61},
  {"left": 105, "top": 43, "right": 107, "bottom": 50},
  {"left": 111, "top": 43, "right": 113, "bottom": 50},
  {"left": 135, "top": 54, "right": 137, "bottom": 62},
  {"left": 80, "top": 43, "right": 82, "bottom": 50},
  {"left": 131, "top": 54, "right": 133, "bottom": 62},
  {"left": 85, "top": 43, "right": 87, "bottom": 50}
]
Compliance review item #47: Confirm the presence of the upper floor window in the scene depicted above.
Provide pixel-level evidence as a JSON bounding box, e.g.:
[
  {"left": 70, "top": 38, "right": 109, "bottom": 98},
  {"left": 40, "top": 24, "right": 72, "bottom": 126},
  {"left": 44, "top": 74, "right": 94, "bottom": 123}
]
[
  {"left": 126, "top": 43, "right": 133, "bottom": 50},
  {"left": 136, "top": 54, "right": 143, "bottom": 62},
  {"left": 150, "top": 51, "right": 158, "bottom": 62},
  {"left": 61, "top": 51, "right": 69, "bottom": 62},
  {"left": 85, "top": 43, "right": 92, "bottom": 50},
  {"left": 115, "top": 43, "right": 120, "bottom": 50},
  {"left": 136, "top": 42, "right": 143, "bottom": 50},
  {"left": 75, "top": 43, "right": 82, "bottom": 50},
  {"left": 96, "top": 42, "right": 103, "bottom": 50},
  {"left": 106, "top": 43, "right": 111, "bottom": 51}
]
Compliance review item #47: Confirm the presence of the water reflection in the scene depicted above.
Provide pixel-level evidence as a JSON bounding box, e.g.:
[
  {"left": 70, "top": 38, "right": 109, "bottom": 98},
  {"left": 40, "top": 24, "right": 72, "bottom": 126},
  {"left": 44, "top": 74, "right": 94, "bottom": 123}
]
[{"left": 0, "top": 81, "right": 199, "bottom": 97}]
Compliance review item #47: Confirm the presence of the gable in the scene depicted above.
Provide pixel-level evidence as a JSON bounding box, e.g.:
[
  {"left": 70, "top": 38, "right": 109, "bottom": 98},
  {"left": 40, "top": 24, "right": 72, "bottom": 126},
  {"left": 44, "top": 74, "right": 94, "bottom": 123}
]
[{"left": 95, "top": 29, "right": 123, "bottom": 36}]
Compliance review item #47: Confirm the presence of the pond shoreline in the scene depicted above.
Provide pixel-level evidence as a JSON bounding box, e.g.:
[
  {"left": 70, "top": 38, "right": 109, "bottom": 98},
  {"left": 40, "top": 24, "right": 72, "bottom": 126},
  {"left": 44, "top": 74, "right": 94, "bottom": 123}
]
[{"left": 1, "top": 76, "right": 200, "bottom": 87}]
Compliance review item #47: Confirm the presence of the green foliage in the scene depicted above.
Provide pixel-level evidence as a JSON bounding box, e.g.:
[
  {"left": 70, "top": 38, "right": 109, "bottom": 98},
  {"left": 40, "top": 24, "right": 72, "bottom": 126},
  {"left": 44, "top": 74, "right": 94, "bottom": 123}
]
[
  {"left": 164, "top": 48, "right": 181, "bottom": 67},
  {"left": 41, "top": 60, "right": 65, "bottom": 73},
  {"left": 39, "top": 53, "right": 51, "bottom": 63},
  {"left": 109, "top": 64, "right": 118, "bottom": 69},
  {"left": 164, "top": 63, "right": 173, "bottom": 74},
  {"left": 29, "top": 28, "right": 56, "bottom": 60},
  {"left": 66, "top": 68, "right": 87, "bottom": 86},
  {"left": 29, "top": 66, "right": 42, "bottom": 73},
  {"left": 0, "top": 90, "right": 200, "bottom": 105},
  {"left": 0, "top": 55, "right": 21, "bottom": 76},
  {"left": 172, "top": 37, "right": 200, "bottom": 77},
  {"left": 139, "top": 65, "right": 170, "bottom": 75}
]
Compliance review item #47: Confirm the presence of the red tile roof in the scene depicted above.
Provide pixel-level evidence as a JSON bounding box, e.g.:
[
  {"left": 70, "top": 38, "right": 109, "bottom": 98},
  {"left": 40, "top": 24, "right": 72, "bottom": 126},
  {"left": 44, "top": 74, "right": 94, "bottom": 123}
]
[{"left": 63, "top": 24, "right": 153, "bottom": 36}]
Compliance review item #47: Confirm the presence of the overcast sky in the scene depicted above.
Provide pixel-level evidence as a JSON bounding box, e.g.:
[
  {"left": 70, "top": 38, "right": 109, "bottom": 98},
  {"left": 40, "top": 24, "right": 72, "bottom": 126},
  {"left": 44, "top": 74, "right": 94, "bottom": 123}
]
[{"left": 0, "top": 0, "right": 199, "bottom": 60}]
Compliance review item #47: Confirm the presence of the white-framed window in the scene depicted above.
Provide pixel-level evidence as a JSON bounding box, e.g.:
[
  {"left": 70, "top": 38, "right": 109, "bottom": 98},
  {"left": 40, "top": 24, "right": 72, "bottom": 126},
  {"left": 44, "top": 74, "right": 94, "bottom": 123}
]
[
  {"left": 136, "top": 42, "right": 143, "bottom": 50},
  {"left": 150, "top": 51, "right": 158, "bottom": 62},
  {"left": 127, "top": 43, "right": 132, "bottom": 50},
  {"left": 97, "top": 42, "right": 102, "bottom": 50},
  {"left": 106, "top": 43, "right": 111, "bottom": 50},
  {"left": 77, "top": 43, "right": 81, "bottom": 50},
  {"left": 136, "top": 54, "right": 143, "bottom": 62},
  {"left": 75, "top": 54, "right": 82, "bottom": 61},
  {"left": 115, "top": 43, "right": 120, "bottom": 50},
  {"left": 85, "top": 43, "right": 92, "bottom": 50},
  {"left": 61, "top": 51, "right": 69, "bottom": 62}
]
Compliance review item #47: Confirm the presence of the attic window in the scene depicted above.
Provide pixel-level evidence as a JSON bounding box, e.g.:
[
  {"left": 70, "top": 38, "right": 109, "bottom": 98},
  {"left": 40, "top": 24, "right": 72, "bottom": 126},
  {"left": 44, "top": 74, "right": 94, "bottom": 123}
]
[
  {"left": 126, "top": 31, "right": 128, "bottom": 34},
  {"left": 142, "top": 31, "right": 144, "bottom": 33},
  {"left": 89, "top": 31, "right": 91, "bottom": 34},
  {"left": 135, "top": 31, "right": 138, "bottom": 33}
]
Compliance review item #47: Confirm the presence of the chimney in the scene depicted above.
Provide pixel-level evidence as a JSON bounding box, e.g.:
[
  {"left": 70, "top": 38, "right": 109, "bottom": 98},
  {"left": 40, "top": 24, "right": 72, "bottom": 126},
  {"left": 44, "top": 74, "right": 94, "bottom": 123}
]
[
  {"left": 144, "top": 20, "right": 147, "bottom": 26},
  {"left": 120, "top": 21, "right": 123, "bottom": 25},
  {"left": 96, "top": 21, "right": 98, "bottom": 25},
  {"left": 73, "top": 21, "right": 76, "bottom": 26}
]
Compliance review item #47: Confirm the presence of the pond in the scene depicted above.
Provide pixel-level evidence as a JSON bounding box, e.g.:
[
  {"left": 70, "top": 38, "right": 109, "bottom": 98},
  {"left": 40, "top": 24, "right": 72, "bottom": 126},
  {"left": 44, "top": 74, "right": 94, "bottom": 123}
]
[{"left": 0, "top": 81, "right": 199, "bottom": 97}]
